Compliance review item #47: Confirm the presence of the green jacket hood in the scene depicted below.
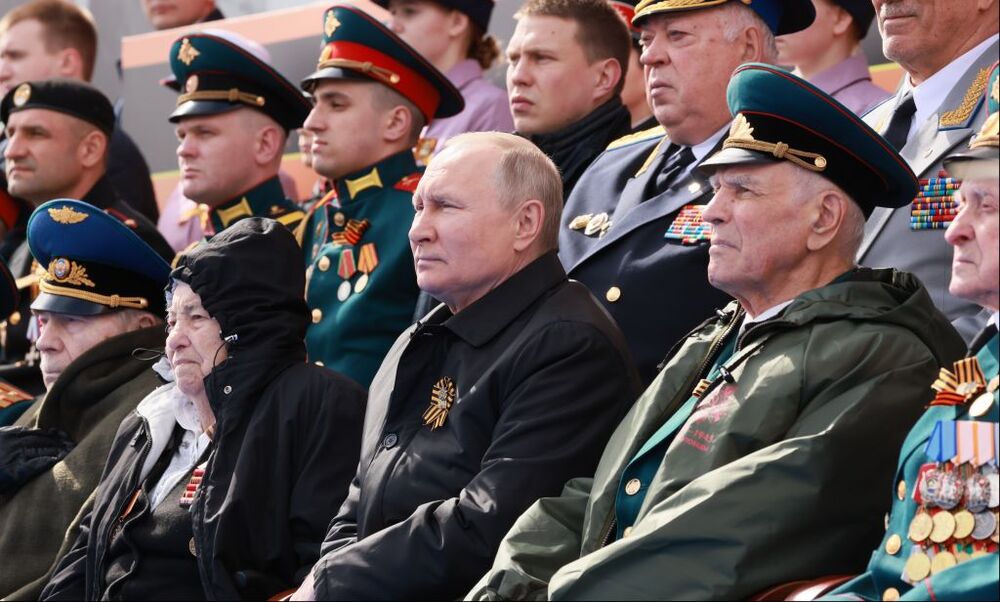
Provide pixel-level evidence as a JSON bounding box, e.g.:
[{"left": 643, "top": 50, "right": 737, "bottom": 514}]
[{"left": 753, "top": 268, "right": 962, "bottom": 365}]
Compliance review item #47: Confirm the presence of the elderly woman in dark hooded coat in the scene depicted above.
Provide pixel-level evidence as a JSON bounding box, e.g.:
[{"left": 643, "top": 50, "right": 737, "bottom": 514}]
[{"left": 41, "top": 218, "right": 367, "bottom": 601}]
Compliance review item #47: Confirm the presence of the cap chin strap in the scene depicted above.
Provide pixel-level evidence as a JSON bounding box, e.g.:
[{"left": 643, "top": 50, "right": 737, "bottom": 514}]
[{"left": 39, "top": 280, "right": 149, "bottom": 309}]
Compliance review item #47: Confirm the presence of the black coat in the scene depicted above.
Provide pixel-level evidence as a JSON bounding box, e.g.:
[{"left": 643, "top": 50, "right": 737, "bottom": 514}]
[
  {"left": 42, "top": 219, "right": 366, "bottom": 600},
  {"left": 310, "top": 252, "right": 642, "bottom": 599},
  {"left": 559, "top": 133, "right": 732, "bottom": 385}
]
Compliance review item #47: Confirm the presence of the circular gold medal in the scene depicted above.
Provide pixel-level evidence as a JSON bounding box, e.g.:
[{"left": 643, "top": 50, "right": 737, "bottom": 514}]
[
  {"left": 930, "top": 510, "right": 956, "bottom": 543},
  {"left": 953, "top": 509, "right": 975, "bottom": 539},
  {"left": 354, "top": 272, "right": 369, "bottom": 294},
  {"left": 969, "top": 392, "right": 995, "bottom": 417},
  {"left": 905, "top": 551, "right": 932, "bottom": 581},
  {"left": 882, "top": 588, "right": 900, "bottom": 602},
  {"left": 885, "top": 534, "right": 902, "bottom": 555},
  {"left": 337, "top": 280, "right": 351, "bottom": 301},
  {"left": 930, "top": 550, "right": 957, "bottom": 574},
  {"left": 909, "top": 512, "right": 933, "bottom": 542}
]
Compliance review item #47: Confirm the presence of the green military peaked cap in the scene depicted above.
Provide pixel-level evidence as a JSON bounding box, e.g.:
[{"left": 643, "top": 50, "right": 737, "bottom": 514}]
[
  {"left": 28, "top": 200, "right": 171, "bottom": 318},
  {"left": 632, "top": 0, "right": 815, "bottom": 35},
  {"left": 168, "top": 32, "right": 312, "bottom": 131},
  {"left": 700, "top": 63, "right": 918, "bottom": 216},
  {"left": 301, "top": 4, "right": 464, "bottom": 122},
  {"left": 944, "top": 61, "right": 1000, "bottom": 181}
]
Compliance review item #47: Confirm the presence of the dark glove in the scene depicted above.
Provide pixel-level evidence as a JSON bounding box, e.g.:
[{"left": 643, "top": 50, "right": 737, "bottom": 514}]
[{"left": 0, "top": 426, "right": 75, "bottom": 495}]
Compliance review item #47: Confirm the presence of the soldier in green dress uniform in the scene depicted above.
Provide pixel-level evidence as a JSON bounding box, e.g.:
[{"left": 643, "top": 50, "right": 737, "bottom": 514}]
[
  {"left": 298, "top": 4, "right": 463, "bottom": 387},
  {"left": 826, "top": 61, "right": 1000, "bottom": 602},
  {"left": 167, "top": 31, "right": 312, "bottom": 236}
]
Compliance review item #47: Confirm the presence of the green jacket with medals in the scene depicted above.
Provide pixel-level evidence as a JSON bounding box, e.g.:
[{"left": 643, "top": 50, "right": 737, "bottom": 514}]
[
  {"left": 468, "top": 268, "right": 965, "bottom": 600},
  {"left": 301, "top": 150, "right": 422, "bottom": 387},
  {"left": 825, "top": 326, "right": 999, "bottom": 601},
  {"left": 207, "top": 176, "right": 304, "bottom": 235}
]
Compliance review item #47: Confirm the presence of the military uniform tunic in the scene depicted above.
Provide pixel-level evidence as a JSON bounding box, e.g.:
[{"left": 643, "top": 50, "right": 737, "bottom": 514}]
[
  {"left": 828, "top": 325, "right": 999, "bottom": 601},
  {"left": 206, "top": 176, "right": 304, "bottom": 236},
  {"left": 301, "top": 150, "right": 422, "bottom": 387}
]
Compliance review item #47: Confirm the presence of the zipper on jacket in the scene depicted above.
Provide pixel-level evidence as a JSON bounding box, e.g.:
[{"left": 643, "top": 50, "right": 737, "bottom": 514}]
[
  {"left": 598, "top": 308, "right": 742, "bottom": 549},
  {"left": 92, "top": 418, "right": 153, "bottom": 600}
]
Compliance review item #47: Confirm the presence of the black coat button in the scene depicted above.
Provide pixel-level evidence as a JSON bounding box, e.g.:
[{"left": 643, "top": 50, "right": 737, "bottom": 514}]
[{"left": 383, "top": 433, "right": 398, "bottom": 448}]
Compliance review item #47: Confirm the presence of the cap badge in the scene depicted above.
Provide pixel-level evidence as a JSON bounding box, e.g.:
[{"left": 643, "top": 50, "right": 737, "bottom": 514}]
[
  {"left": 12, "top": 83, "right": 31, "bottom": 107},
  {"left": 47, "top": 258, "right": 94, "bottom": 288},
  {"left": 47, "top": 205, "right": 89, "bottom": 224},
  {"left": 423, "top": 376, "right": 457, "bottom": 430},
  {"left": 177, "top": 37, "right": 201, "bottom": 66},
  {"left": 325, "top": 11, "right": 341, "bottom": 37},
  {"left": 185, "top": 75, "right": 199, "bottom": 94}
]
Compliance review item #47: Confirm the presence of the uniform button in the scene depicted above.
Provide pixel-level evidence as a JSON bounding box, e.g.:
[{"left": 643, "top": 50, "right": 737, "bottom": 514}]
[
  {"left": 314, "top": 360, "right": 325, "bottom": 367},
  {"left": 334, "top": 212, "right": 346, "bottom": 227},
  {"left": 223, "top": 385, "right": 232, "bottom": 395},
  {"left": 317, "top": 256, "right": 331, "bottom": 271},
  {"left": 622, "top": 526, "right": 634, "bottom": 538},
  {"left": 606, "top": 286, "right": 622, "bottom": 303},
  {"left": 312, "top": 308, "right": 323, "bottom": 323},
  {"left": 8, "top": 311, "right": 20, "bottom": 325},
  {"left": 189, "top": 537, "right": 198, "bottom": 557},
  {"left": 885, "top": 512, "right": 890, "bottom": 530},
  {"left": 383, "top": 433, "right": 398, "bottom": 449},
  {"left": 897, "top": 480, "right": 906, "bottom": 501},
  {"left": 885, "top": 533, "right": 902, "bottom": 555},
  {"left": 883, "top": 587, "right": 900, "bottom": 601},
  {"left": 624, "top": 478, "right": 641, "bottom": 496}
]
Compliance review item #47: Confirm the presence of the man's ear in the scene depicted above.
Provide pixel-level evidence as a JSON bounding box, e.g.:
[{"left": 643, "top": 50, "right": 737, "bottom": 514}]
[
  {"left": 805, "top": 190, "right": 847, "bottom": 252},
  {"left": 591, "top": 57, "right": 622, "bottom": 104},
  {"left": 512, "top": 198, "right": 544, "bottom": 252},
  {"left": 55, "top": 47, "right": 86, "bottom": 80},
  {"left": 830, "top": 5, "right": 855, "bottom": 37},
  {"left": 383, "top": 105, "right": 414, "bottom": 145},
  {"left": 253, "top": 124, "right": 285, "bottom": 166},
  {"left": 77, "top": 129, "right": 108, "bottom": 169}
]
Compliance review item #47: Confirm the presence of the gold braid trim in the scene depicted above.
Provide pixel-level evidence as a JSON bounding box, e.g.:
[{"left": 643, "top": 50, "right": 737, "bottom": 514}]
[
  {"left": 177, "top": 89, "right": 265, "bottom": 107},
  {"left": 723, "top": 138, "right": 828, "bottom": 172},
  {"left": 634, "top": 0, "right": 729, "bottom": 19},
  {"left": 940, "top": 67, "right": 990, "bottom": 127},
  {"left": 39, "top": 281, "right": 149, "bottom": 309},
  {"left": 317, "top": 58, "right": 401, "bottom": 85}
]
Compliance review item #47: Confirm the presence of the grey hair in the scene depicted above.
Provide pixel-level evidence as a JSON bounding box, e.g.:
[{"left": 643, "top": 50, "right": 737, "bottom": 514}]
[
  {"left": 720, "top": 2, "right": 779, "bottom": 63},
  {"left": 443, "top": 132, "right": 563, "bottom": 252},
  {"left": 114, "top": 307, "right": 162, "bottom": 327}
]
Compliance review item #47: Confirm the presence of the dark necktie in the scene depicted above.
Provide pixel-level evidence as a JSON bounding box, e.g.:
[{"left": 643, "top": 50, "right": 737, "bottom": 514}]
[
  {"left": 645, "top": 144, "right": 697, "bottom": 199},
  {"left": 882, "top": 93, "right": 916, "bottom": 151}
]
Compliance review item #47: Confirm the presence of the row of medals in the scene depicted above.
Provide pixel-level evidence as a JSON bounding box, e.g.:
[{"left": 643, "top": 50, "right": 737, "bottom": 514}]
[{"left": 902, "top": 377, "right": 999, "bottom": 583}]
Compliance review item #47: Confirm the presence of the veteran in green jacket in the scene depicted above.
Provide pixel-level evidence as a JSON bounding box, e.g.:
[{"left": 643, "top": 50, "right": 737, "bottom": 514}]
[
  {"left": 825, "top": 61, "right": 1000, "bottom": 602},
  {"left": 0, "top": 199, "right": 170, "bottom": 600},
  {"left": 467, "top": 63, "right": 967, "bottom": 601},
  {"left": 298, "top": 5, "right": 463, "bottom": 387}
]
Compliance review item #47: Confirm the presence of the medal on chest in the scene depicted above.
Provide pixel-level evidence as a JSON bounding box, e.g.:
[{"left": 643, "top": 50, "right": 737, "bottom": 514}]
[
  {"left": 178, "top": 463, "right": 207, "bottom": 509},
  {"left": 910, "top": 172, "right": 961, "bottom": 231},
  {"left": 423, "top": 377, "right": 456, "bottom": 430}
]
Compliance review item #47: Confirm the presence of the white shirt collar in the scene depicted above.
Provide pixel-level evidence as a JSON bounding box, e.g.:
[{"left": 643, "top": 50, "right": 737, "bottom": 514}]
[
  {"left": 739, "top": 299, "right": 794, "bottom": 337},
  {"left": 679, "top": 124, "right": 729, "bottom": 183},
  {"left": 990, "top": 311, "right": 999, "bottom": 329},
  {"left": 904, "top": 35, "right": 998, "bottom": 139}
]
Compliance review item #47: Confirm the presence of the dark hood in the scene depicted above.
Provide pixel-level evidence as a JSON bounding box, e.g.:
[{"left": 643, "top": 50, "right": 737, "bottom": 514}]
[{"left": 170, "top": 218, "right": 308, "bottom": 422}]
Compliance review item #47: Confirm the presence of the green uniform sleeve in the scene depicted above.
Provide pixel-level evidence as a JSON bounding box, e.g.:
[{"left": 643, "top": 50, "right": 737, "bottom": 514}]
[
  {"left": 547, "top": 349, "right": 940, "bottom": 600},
  {"left": 466, "top": 478, "right": 593, "bottom": 601}
]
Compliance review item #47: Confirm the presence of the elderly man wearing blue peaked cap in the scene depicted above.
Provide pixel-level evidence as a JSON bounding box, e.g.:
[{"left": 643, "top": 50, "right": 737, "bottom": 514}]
[
  {"left": 467, "top": 63, "right": 967, "bottom": 601},
  {"left": 0, "top": 199, "right": 170, "bottom": 600}
]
